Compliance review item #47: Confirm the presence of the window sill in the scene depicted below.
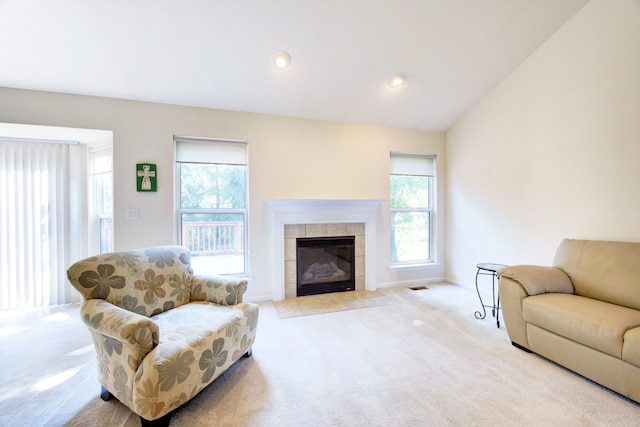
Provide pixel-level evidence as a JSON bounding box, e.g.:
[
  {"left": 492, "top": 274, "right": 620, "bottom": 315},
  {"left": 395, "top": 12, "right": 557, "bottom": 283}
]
[{"left": 389, "top": 262, "right": 440, "bottom": 272}]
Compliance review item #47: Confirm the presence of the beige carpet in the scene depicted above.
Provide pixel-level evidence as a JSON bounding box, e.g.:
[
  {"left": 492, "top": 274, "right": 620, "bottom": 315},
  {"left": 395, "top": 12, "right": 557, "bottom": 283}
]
[
  {"left": 272, "top": 290, "right": 396, "bottom": 318},
  {"left": 2, "top": 283, "right": 640, "bottom": 426}
]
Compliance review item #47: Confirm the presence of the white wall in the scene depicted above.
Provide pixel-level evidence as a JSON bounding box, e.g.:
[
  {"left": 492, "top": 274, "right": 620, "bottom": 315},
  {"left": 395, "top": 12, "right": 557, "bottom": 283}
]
[
  {"left": 446, "top": 0, "right": 640, "bottom": 287},
  {"left": 0, "top": 88, "right": 445, "bottom": 300}
]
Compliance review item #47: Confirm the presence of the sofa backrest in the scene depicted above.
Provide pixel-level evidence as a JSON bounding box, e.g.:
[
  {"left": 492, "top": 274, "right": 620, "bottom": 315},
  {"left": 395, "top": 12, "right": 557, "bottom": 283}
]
[
  {"left": 553, "top": 238, "right": 640, "bottom": 311},
  {"left": 67, "top": 245, "right": 194, "bottom": 317}
]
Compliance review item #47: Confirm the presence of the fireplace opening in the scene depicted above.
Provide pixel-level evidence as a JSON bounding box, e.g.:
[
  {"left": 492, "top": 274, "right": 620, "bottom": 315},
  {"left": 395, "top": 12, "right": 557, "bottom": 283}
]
[{"left": 296, "top": 236, "right": 355, "bottom": 297}]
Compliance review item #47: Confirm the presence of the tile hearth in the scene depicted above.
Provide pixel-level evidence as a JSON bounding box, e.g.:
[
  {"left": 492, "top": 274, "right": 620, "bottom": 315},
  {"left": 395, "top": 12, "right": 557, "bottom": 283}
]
[{"left": 272, "top": 290, "right": 395, "bottom": 318}]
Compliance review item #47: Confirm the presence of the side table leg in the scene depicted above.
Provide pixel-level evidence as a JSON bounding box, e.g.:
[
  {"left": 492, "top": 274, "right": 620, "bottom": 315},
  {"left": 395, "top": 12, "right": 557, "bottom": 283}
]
[
  {"left": 491, "top": 272, "right": 497, "bottom": 318},
  {"left": 474, "top": 268, "right": 487, "bottom": 320},
  {"left": 496, "top": 292, "right": 501, "bottom": 328}
]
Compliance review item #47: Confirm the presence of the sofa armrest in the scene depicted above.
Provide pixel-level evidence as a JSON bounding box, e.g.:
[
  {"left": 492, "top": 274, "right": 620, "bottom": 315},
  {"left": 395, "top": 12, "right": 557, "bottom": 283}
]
[
  {"left": 190, "top": 274, "right": 248, "bottom": 305},
  {"left": 80, "top": 299, "right": 159, "bottom": 352},
  {"left": 499, "top": 276, "right": 531, "bottom": 349},
  {"left": 497, "top": 265, "right": 574, "bottom": 296}
]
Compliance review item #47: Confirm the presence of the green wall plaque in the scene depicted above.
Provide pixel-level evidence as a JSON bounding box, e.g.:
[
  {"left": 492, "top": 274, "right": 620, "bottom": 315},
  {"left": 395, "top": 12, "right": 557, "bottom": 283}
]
[{"left": 136, "top": 163, "right": 157, "bottom": 192}]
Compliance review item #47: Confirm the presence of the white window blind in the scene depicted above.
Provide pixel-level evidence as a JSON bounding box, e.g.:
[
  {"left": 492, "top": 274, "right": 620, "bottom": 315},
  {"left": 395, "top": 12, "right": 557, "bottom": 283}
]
[
  {"left": 175, "top": 137, "right": 247, "bottom": 165},
  {"left": 390, "top": 153, "right": 434, "bottom": 176},
  {"left": 0, "top": 140, "right": 87, "bottom": 308}
]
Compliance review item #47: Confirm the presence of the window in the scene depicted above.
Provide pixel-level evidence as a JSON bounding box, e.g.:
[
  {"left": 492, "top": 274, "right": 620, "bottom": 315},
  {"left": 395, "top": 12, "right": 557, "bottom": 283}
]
[
  {"left": 175, "top": 137, "right": 248, "bottom": 275},
  {"left": 390, "top": 153, "right": 435, "bottom": 266},
  {"left": 89, "top": 146, "right": 113, "bottom": 254}
]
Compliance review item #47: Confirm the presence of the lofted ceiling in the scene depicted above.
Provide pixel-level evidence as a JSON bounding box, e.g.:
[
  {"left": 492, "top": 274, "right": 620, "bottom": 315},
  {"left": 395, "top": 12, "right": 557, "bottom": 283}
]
[{"left": 0, "top": 0, "right": 589, "bottom": 132}]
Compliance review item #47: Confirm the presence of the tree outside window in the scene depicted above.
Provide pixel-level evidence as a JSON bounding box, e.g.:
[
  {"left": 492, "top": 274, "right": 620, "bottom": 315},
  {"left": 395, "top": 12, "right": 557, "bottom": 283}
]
[
  {"left": 176, "top": 138, "right": 248, "bottom": 275},
  {"left": 390, "top": 154, "right": 434, "bottom": 265}
]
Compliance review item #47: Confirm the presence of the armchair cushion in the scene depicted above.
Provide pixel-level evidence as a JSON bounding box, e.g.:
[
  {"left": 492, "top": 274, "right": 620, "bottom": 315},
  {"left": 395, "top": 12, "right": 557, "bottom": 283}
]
[
  {"left": 190, "top": 274, "right": 248, "bottom": 305},
  {"left": 133, "top": 301, "right": 258, "bottom": 419},
  {"left": 67, "top": 246, "right": 194, "bottom": 317}
]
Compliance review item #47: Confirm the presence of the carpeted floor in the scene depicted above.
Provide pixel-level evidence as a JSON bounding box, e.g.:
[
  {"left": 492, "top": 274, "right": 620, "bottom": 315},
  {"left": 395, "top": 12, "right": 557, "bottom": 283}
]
[{"left": 1, "top": 283, "right": 640, "bottom": 426}]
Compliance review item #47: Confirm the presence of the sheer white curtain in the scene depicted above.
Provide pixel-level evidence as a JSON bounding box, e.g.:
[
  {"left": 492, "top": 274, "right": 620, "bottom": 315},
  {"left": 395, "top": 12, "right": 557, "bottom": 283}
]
[{"left": 0, "top": 140, "right": 87, "bottom": 309}]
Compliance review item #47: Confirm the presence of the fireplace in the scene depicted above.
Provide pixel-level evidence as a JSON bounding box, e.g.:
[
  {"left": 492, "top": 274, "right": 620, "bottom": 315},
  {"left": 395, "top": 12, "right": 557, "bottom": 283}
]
[
  {"left": 264, "top": 198, "right": 383, "bottom": 301},
  {"left": 283, "top": 222, "right": 365, "bottom": 298},
  {"left": 296, "top": 236, "right": 355, "bottom": 296}
]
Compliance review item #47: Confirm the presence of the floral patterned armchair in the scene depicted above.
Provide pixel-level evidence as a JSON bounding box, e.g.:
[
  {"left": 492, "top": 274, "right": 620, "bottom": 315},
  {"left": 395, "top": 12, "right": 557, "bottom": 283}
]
[{"left": 66, "top": 245, "right": 258, "bottom": 426}]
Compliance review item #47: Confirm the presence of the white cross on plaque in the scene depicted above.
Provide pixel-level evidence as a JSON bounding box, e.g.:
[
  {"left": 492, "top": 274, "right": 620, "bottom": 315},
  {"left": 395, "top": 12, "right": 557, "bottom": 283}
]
[{"left": 137, "top": 165, "right": 156, "bottom": 190}]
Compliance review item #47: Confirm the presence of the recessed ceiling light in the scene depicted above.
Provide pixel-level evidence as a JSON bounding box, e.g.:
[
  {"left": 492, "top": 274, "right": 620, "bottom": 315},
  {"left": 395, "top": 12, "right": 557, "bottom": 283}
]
[
  {"left": 388, "top": 72, "right": 406, "bottom": 88},
  {"left": 273, "top": 51, "right": 291, "bottom": 69}
]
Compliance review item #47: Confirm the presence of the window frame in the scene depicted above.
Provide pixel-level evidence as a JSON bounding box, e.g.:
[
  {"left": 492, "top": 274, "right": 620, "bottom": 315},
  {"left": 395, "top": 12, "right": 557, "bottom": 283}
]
[
  {"left": 89, "top": 145, "right": 114, "bottom": 254},
  {"left": 174, "top": 137, "right": 249, "bottom": 276},
  {"left": 389, "top": 153, "right": 436, "bottom": 268}
]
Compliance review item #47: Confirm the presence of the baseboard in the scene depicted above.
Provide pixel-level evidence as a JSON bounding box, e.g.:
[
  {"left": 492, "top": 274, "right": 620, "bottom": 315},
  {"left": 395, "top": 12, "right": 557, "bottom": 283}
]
[
  {"left": 448, "top": 276, "right": 500, "bottom": 301},
  {"left": 376, "top": 277, "right": 447, "bottom": 289},
  {"left": 244, "top": 294, "right": 273, "bottom": 303},
  {"left": 445, "top": 277, "right": 473, "bottom": 289},
  {"left": 253, "top": 277, "right": 463, "bottom": 302}
]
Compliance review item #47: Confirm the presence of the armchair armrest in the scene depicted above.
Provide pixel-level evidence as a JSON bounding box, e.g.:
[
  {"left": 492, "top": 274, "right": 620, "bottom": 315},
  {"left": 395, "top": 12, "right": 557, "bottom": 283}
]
[
  {"left": 190, "top": 274, "right": 248, "bottom": 305},
  {"left": 497, "top": 265, "right": 574, "bottom": 296},
  {"left": 80, "top": 299, "right": 159, "bottom": 353}
]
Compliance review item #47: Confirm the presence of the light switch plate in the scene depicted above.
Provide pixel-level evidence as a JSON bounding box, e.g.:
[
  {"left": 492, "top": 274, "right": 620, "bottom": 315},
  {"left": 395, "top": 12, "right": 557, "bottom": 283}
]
[{"left": 126, "top": 208, "right": 139, "bottom": 220}]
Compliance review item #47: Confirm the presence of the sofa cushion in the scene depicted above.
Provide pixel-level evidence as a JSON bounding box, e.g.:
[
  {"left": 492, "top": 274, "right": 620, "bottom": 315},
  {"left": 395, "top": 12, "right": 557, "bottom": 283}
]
[
  {"left": 553, "top": 239, "right": 640, "bottom": 311},
  {"left": 523, "top": 293, "right": 640, "bottom": 358},
  {"left": 623, "top": 327, "right": 640, "bottom": 367}
]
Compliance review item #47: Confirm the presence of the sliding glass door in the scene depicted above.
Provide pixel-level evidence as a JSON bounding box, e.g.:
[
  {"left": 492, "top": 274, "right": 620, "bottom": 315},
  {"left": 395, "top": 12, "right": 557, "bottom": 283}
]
[{"left": 0, "top": 140, "right": 86, "bottom": 308}]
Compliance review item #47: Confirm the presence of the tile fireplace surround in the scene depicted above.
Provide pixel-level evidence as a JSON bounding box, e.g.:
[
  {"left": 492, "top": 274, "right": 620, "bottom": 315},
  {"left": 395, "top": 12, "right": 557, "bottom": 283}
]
[
  {"left": 284, "top": 223, "right": 364, "bottom": 298},
  {"left": 265, "top": 199, "right": 383, "bottom": 301}
]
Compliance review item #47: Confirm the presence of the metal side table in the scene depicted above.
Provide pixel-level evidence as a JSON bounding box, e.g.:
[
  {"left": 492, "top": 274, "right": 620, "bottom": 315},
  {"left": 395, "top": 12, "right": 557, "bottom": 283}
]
[{"left": 474, "top": 263, "right": 507, "bottom": 328}]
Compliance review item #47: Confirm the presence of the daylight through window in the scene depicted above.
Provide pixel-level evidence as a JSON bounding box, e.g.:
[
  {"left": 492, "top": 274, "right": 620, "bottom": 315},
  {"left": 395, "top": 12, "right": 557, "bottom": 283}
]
[
  {"left": 175, "top": 137, "right": 248, "bottom": 275},
  {"left": 90, "top": 146, "right": 113, "bottom": 254},
  {"left": 390, "top": 153, "right": 435, "bottom": 266}
]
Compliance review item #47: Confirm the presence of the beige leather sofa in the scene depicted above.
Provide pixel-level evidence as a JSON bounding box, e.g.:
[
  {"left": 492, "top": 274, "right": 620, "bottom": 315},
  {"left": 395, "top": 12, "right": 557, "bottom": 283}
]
[
  {"left": 67, "top": 245, "right": 258, "bottom": 426},
  {"left": 498, "top": 238, "right": 640, "bottom": 403}
]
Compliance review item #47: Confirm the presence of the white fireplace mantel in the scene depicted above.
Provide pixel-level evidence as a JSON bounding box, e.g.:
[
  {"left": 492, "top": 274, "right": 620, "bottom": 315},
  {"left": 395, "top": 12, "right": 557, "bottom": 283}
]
[{"left": 265, "top": 198, "right": 384, "bottom": 301}]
